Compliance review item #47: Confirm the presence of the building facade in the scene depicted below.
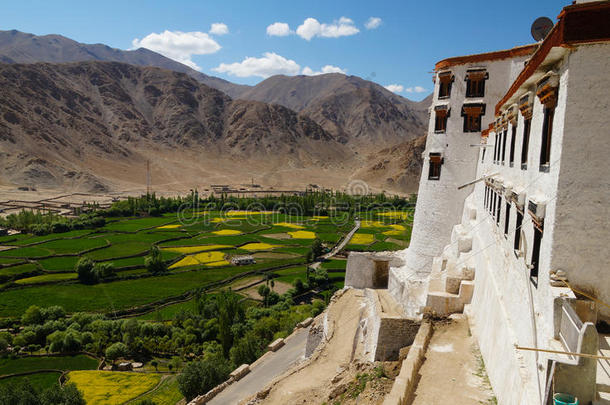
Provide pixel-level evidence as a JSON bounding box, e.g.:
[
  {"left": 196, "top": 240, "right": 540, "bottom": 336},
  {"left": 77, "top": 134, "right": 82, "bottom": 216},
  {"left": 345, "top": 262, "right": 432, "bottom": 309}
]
[{"left": 390, "top": 1, "right": 610, "bottom": 404}]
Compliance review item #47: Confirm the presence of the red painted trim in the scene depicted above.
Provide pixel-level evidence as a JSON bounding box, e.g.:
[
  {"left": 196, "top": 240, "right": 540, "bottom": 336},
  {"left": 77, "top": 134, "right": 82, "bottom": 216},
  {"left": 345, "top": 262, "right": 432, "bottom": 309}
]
[
  {"left": 495, "top": 1, "right": 610, "bottom": 115},
  {"left": 435, "top": 45, "right": 537, "bottom": 71}
]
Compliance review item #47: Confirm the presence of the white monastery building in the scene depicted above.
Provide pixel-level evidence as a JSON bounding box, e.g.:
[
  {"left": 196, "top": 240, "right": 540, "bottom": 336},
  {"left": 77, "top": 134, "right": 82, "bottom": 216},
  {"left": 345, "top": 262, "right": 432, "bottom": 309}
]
[{"left": 347, "top": 1, "right": 610, "bottom": 404}]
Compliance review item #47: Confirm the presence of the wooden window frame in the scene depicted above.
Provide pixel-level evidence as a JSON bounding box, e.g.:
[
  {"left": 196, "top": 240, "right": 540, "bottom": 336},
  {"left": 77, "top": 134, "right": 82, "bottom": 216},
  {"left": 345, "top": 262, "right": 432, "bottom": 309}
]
[
  {"left": 521, "top": 118, "right": 531, "bottom": 169},
  {"left": 509, "top": 125, "right": 517, "bottom": 167},
  {"left": 462, "top": 104, "right": 485, "bottom": 133},
  {"left": 434, "top": 108, "right": 449, "bottom": 133},
  {"left": 530, "top": 225, "right": 543, "bottom": 288},
  {"left": 514, "top": 209, "right": 523, "bottom": 251},
  {"left": 539, "top": 106, "right": 555, "bottom": 172},
  {"left": 465, "top": 70, "right": 488, "bottom": 98},
  {"left": 504, "top": 201, "right": 510, "bottom": 237},
  {"left": 500, "top": 129, "right": 508, "bottom": 165},
  {"left": 428, "top": 153, "right": 443, "bottom": 180},
  {"left": 438, "top": 72, "right": 453, "bottom": 99}
]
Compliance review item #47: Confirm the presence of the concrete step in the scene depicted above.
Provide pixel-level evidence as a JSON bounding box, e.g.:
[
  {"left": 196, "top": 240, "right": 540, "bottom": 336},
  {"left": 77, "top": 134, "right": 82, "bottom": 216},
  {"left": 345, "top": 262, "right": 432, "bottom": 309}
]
[
  {"left": 594, "top": 391, "right": 610, "bottom": 405},
  {"left": 458, "top": 280, "right": 475, "bottom": 304},
  {"left": 425, "top": 291, "right": 464, "bottom": 315},
  {"left": 597, "top": 334, "right": 610, "bottom": 392}
]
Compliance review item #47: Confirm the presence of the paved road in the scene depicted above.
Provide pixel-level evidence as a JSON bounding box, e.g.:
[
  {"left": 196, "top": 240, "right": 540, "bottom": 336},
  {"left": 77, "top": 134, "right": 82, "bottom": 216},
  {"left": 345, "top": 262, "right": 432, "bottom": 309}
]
[
  {"left": 208, "top": 326, "right": 310, "bottom": 405},
  {"left": 311, "top": 219, "right": 360, "bottom": 270}
]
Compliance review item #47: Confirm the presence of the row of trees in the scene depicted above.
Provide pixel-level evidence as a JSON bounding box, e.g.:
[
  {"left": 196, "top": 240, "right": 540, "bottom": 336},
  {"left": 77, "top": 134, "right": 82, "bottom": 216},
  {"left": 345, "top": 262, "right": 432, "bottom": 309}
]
[{"left": 0, "top": 210, "right": 106, "bottom": 236}]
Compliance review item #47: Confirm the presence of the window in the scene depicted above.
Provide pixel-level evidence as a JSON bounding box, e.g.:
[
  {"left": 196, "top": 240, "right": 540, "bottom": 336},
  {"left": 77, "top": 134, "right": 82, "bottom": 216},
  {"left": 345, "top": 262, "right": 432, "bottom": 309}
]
[
  {"left": 521, "top": 118, "right": 531, "bottom": 169},
  {"left": 530, "top": 226, "right": 543, "bottom": 287},
  {"left": 481, "top": 147, "right": 486, "bottom": 163},
  {"left": 438, "top": 72, "right": 453, "bottom": 99},
  {"left": 496, "top": 195, "right": 501, "bottom": 225},
  {"left": 465, "top": 69, "right": 487, "bottom": 98},
  {"left": 501, "top": 130, "right": 508, "bottom": 164},
  {"left": 462, "top": 104, "right": 485, "bottom": 132},
  {"left": 428, "top": 153, "right": 442, "bottom": 180},
  {"left": 504, "top": 202, "right": 510, "bottom": 237},
  {"left": 509, "top": 125, "right": 516, "bottom": 167},
  {"left": 493, "top": 133, "right": 499, "bottom": 164},
  {"left": 536, "top": 74, "right": 558, "bottom": 172},
  {"left": 434, "top": 107, "right": 449, "bottom": 133},
  {"left": 514, "top": 210, "right": 523, "bottom": 251},
  {"left": 539, "top": 106, "right": 555, "bottom": 171}
]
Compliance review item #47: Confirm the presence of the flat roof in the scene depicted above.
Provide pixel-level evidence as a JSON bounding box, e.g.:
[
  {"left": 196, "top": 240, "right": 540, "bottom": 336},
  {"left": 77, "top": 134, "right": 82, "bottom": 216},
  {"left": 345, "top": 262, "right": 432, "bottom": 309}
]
[{"left": 435, "top": 44, "right": 538, "bottom": 71}]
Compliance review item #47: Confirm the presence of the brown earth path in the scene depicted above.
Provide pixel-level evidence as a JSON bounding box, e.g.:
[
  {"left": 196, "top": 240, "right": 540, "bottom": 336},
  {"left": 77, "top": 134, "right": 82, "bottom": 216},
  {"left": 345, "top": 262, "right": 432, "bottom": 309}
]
[{"left": 411, "top": 314, "right": 496, "bottom": 405}]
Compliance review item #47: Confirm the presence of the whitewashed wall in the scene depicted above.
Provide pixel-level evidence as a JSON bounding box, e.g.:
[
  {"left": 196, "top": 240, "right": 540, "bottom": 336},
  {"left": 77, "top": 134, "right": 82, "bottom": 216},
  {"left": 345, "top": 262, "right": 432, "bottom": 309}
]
[
  {"left": 468, "top": 42, "right": 610, "bottom": 404},
  {"left": 390, "top": 54, "right": 531, "bottom": 316}
]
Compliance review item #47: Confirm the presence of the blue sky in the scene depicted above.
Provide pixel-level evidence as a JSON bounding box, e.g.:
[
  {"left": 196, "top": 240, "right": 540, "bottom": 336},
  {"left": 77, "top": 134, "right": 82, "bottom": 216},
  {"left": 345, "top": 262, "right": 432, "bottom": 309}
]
[{"left": 1, "top": 0, "right": 570, "bottom": 101}]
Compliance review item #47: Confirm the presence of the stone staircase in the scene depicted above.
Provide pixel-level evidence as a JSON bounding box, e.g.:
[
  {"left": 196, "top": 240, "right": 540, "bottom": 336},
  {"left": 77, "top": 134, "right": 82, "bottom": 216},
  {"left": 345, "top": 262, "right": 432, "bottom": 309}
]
[
  {"left": 424, "top": 204, "right": 478, "bottom": 316},
  {"left": 595, "top": 334, "right": 610, "bottom": 404}
]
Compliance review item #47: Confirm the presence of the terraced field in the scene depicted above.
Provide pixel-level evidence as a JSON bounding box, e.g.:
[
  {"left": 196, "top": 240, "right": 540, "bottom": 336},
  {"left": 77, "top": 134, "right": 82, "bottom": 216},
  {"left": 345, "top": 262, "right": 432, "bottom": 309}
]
[
  {"left": 0, "top": 211, "right": 363, "bottom": 317},
  {"left": 0, "top": 209, "right": 413, "bottom": 318},
  {"left": 0, "top": 206, "right": 413, "bottom": 403},
  {"left": 0, "top": 355, "right": 99, "bottom": 391}
]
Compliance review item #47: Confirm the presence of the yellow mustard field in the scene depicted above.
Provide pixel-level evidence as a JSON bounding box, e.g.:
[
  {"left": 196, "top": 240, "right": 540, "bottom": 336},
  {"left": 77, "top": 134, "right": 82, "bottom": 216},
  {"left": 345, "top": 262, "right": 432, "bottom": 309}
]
[
  {"left": 67, "top": 370, "right": 160, "bottom": 405},
  {"left": 212, "top": 229, "right": 242, "bottom": 235},
  {"left": 162, "top": 245, "right": 231, "bottom": 254},
  {"left": 156, "top": 224, "right": 181, "bottom": 229},
  {"left": 274, "top": 222, "right": 304, "bottom": 229},
  {"left": 240, "top": 242, "right": 279, "bottom": 251},
  {"left": 377, "top": 211, "right": 410, "bottom": 220},
  {"left": 226, "top": 210, "right": 274, "bottom": 216},
  {"left": 288, "top": 231, "right": 316, "bottom": 239},
  {"left": 360, "top": 220, "right": 387, "bottom": 228},
  {"left": 169, "top": 251, "right": 227, "bottom": 269},
  {"left": 349, "top": 233, "right": 375, "bottom": 245}
]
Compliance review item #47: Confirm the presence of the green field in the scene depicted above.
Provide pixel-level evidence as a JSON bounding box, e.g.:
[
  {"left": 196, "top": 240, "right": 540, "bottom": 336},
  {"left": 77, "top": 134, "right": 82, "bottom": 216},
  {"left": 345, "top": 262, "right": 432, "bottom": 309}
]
[
  {"left": 0, "top": 209, "right": 412, "bottom": 318},
  {"left": 0, "top": 371, "right": 61, "bottom": 391},
  {"left": 0, "top": 355, "right": 98, "bottom": 375}
]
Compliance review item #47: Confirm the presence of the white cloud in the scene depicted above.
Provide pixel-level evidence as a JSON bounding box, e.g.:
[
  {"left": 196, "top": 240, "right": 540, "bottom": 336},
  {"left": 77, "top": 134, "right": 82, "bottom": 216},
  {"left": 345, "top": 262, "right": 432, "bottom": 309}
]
[
  {"left": 266, "top": 22, "right": 291, "bottom": 36},
  {"left": 212, "top": 52, "right": 301, "bottom": 78},
  {"left": 302, "top": 65, "right": 347, "bottom": 75},
  {"left": 132, "top": 30, "right": 221, "bottom": 70},
  {"left": 365, "top": 17, "right": 382, "bottom": 30},
  {"left": 405, "top": 86, "right": 427, "bottom": 93},
  {"left": 384, "top": 84, "right": 404, "bottom": 93},
  {"left": 209, "top": 23, "right": 229, "bottom": 35},
  {"left": 296, "top": 17, "right": 359, "bottom": 40}
]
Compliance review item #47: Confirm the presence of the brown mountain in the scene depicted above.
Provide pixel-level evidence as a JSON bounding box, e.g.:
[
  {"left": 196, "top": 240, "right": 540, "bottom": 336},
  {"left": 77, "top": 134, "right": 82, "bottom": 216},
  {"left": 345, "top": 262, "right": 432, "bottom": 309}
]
[
  {"left": 0, "top": 29, "right": 248, "bottom": 97},
  {"left": 237, "top": 74, "right": 431, "bottom": 147},
  {"left": 353, "top": 135, "right": 427, "bottom": 192},
  {"left": 0, "top": 62, "right": 350, "bottom": 192}
]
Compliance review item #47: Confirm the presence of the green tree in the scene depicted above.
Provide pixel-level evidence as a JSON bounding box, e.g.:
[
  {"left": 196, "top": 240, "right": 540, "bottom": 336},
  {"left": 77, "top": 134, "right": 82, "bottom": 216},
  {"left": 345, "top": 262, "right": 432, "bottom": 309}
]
[
  {"left": 257, "top": 285, "right": 271, "bottom": 307},
  {"left": 145, "top": 246, "right": 168, "bottom": 274},
  {"left": 177, "top": 353, "right": 231, "bottom": 401},
  {"left": 230, "top": 332, "right": 262, "bottom": 366},
  {"left": 22, "top": 305, "right": 43, "bottom": 325},
  {"left": 75, "top": 257, "right": 97, "bottom": 284},
  {"left": 93, "top": 262, "right": 115, "bottom": 280},
  {"left": 105, "top": 342, "right": 128, "bottom": 364},
  {"left": 216, "top": 291, "right": 243, "bottom": 357}
]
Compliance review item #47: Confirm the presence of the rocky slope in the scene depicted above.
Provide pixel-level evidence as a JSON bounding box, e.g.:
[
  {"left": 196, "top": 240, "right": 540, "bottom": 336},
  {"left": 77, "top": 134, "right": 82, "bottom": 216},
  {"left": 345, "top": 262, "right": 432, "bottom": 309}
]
[
  {"left": 0, "top": 62, "right": 348, "bottom": 192},
  {"left": 238, "top": 74, "right": 430, "bottom": 147},
  {"left": 354, "top": 135, "right": 427, "bottom": 192},
  {"left": 0, "top": 29, "right": 248, "bottom": 97}
]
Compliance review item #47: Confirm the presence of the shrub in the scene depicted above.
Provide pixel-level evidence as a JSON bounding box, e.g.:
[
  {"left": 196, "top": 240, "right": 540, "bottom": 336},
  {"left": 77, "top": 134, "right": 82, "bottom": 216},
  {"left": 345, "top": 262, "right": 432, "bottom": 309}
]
[
  {"left": 75, "top": 258, "right": 97, "bottom": 284},
  {"left": 145, "top": 246, "right": 167, "bottom": 274}
]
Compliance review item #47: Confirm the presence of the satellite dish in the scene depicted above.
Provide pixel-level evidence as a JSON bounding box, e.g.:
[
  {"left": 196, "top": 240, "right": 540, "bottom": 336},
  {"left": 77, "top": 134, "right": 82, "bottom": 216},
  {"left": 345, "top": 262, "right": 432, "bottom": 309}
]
[{"left": 531, "top": 17, "right": 554, "bottom": 41}]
